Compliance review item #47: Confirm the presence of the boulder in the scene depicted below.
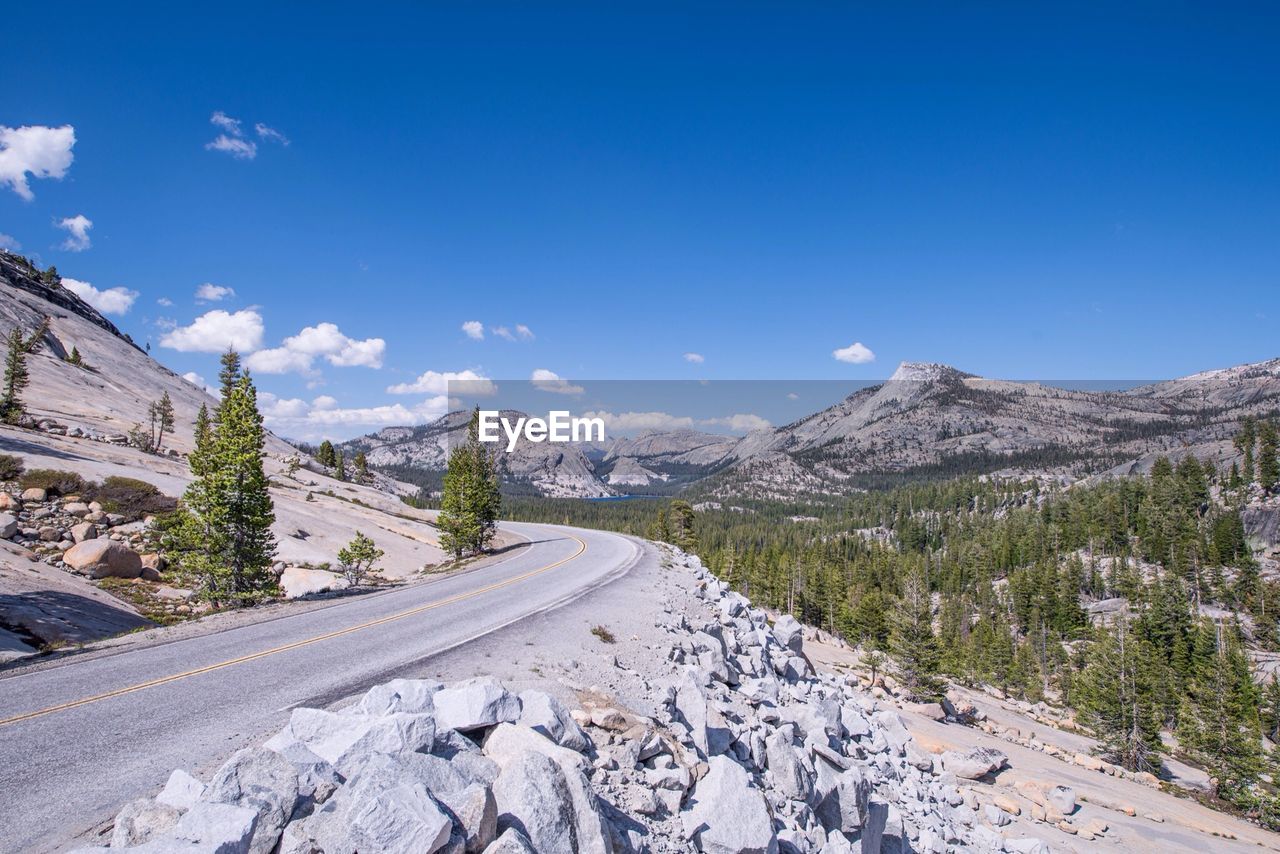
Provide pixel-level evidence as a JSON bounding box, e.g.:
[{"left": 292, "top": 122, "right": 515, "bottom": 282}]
[
  {"left": 764, "top": 725, "right": 813, "bottom": 802},
  {"left": 812, "top": 763, "right": 872, "bottom": 836},
  {"left": 771, "top": 614, "right": 804, "bottom": 654},
  {"left": 70, "top": 522, "right": 98, "bottom": 543},
  {"left": 20, "top": 487, "right": 47, "bottom": 502},
  {"left": 1046, "top": 785, "right": 1076, "bottom": 815},
  {"left": 682, "top": 756, "right": 778, "bottom": 854},
  {"left": 673, "top": 669, "right": 710, "bottom": 757},
  {"left": 64, "top": 501, "right": 90, "bottom": 516},
  {"left": 308, "top": 759, "right": 455, "bottom": 854},
  {"left": 436, "top": 782, "right": 497, "bottom": 854},
  {"left": 435, "top": 677, "right": 523, "bottom": 733},
  {"left": 482, "top": 828, "right": 537, "bottom": 853},
  {"left": 356, "top": 678, "right": 442, "bottom": 715},
  {"left": 62, "top": 539, "right": 142, "bottom": 579},
  {"left": 201, "top": 746, "right": 301, "bottom": 854},
  {"left": 0, "top": 512, "right": 17, "bottom": 539},
  {"left": 157, "top": 769, "right": 207, "bottom": 811},
  {"left": 492, "top": 750, "right": 578, "bottom": 853},
  {"left": 110, "top": 798, "right": 181, "bottom": 848},
  {"left": 0, "top": 493, "right": 19, "bottom": 511},
  {"left": 280, "top": 707, "right": 435, "bottom": 773},
  {"left": 168, "top": 801, "right": 259, "bottom": 852},
  {"left": 939, "top": 747, "right": 1007, "bottom": 780},
  {"left": 482, "top": 723, "right": 588, "bottom": 773},
  {"left": 517, "top": 690, "right": 591, "bottom": 752},
  {"left": 280, "top": 566, "right": 349, "bottom": 599}
]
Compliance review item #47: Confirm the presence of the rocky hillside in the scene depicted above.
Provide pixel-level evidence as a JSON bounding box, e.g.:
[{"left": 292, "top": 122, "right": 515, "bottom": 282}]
[{"left": 0, "top": 249, "right": 297, "bottom": 457}]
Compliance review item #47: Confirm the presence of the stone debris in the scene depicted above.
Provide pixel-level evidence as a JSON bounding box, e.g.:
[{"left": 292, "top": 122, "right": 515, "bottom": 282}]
[{"left": 85, "top": 546, "right": 1056, "bottom": 853}]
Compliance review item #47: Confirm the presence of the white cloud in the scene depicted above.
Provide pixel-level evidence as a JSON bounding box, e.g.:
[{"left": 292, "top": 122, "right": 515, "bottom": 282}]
[
  {"left": 196, "top": 283, "right": 235, "bottom": 302},
  {"left": 492, "top": 323, "right": 535, "bottom": 342},
  {"left": 160, "top": 309, "right": 265, "bottom": 353},
  {"left": 0, "top": 124, "right": 76, "bottom": 200},
  {"left": 531, "top": 368, "right": 584, "bottom": 396},
  {"left": 244, "top": 322, "right": 386, "bottom": 375},
  {"left": 210, "top": 111, "right": 242, "bottom": 135},
  {"left": 832, "top": 341, "right": 876, "bottom": 364},
  {"left": 683, "top": 352, "right": 704, "bottom": 364},
  {"left": 699, "top": 413, "right": 771, "bottom": 433},
  {"left": 259, "top": 391, "right": 451, "bottom": 439},
  {"left": 786, "top": 392, "right": 799, "bottom": 400},
  {"left": 255, "top": 123, "right": 290, "bottom": 146},
  {"left": 0, "top": 233, "right": 20, "bottom": 251},
  {"left": 62, "top": 277, "right": 138, "bottom": 316},
  {"left": 206, "top": 135, "right": 257, "bottom": 159},
  {"left": 55, "top": 214, "right": 93, "bottom": 251},
  {"left": 157, "top": 297, "right": 174, "bottom": 307},
  {"left": 387, "top": 369, "right": 496, "bottom": 396},
  {"left": 206, "top": 112, "right": 258, "bottom": 159},
  {"left": 461, "top": 320, "right": 484, "bottom": 340},
  {"left": 583, "top": 410, "right": 695, "bottom": 434}
]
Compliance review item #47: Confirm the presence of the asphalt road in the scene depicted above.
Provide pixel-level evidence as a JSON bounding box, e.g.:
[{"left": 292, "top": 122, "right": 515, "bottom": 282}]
[{"left": 0, "top": 522, "right": 640, "bottom": 853}]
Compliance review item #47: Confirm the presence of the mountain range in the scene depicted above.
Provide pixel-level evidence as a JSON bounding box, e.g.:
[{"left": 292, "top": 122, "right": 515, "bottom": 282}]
[{"left": 341, "top": 359, "right": 1280, "bottom": 501}]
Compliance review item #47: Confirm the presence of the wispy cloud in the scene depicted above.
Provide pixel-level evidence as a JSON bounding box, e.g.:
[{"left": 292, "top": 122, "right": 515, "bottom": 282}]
[
  {"left": 254, "top": 123, "right": 290, "bottom": 146},
  {"left": 461, "top": 320, "right": 485, "bottom": 340},
  {"left": 531, "top": 368, "right": 584, "bottom": 396},
  {"left": 683, "top": 352, "right": 704, "bottom": 364}
]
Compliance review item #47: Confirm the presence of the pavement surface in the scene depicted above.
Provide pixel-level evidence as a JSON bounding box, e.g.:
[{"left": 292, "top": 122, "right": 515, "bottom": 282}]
[{"left": 0, "top": 521, "right": 640, "bottom": 854}]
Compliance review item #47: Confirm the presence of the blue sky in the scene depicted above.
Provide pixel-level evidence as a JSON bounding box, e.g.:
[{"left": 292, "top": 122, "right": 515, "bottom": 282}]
[{"left": 2, "top": 4, "right": 1277, "bottom": 440}]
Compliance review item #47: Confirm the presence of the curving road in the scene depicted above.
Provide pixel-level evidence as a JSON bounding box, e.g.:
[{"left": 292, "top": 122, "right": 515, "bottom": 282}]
[{"left": 0, "top": 522, "right": 639, "bottom": 854}]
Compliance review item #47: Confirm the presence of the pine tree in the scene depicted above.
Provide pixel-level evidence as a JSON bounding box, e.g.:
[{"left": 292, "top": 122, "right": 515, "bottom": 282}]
[
  {"left": 148, "top": 391, "right": 175, "bottom": 453},
  {"left": 316, "top": 440, "right": 337, "bottom": 469},
  {"left": 438, "top": 410, "right": 501, "bottom": 558},
  {"left": 647, "top": 508, "right": 671, "bottom": 543},
  {"left": 1177, "top": 619, "right": 1262, "bottom": 801},
  {"left": 167, "top": 362, "right": 277, "bottom": 605},
  {"left": 890, "top": 566, "right": 944, "bottom": 700},
  {"left": 217, "top": 348, "right": 242, "bottom": 404},
  {"left": 1, "top": 327, "right": 30, "bottom": 424},
  {"left": 669, "top": 499, "right": 698, "bottom": 551},
  {"left": 338, "top": 531, "right": 384, "bottom": 587},
  {"left": 66, "top": 346, "right": 83, "bottom": 366},
  {"left": 1077, "top": 615, "right": 1163, "bottom": 773},
  {"left": 1236, "top": 418, "right": 1257, "bottom": 485},
  {"left": 335, "top": 450, "right": 346, "bottom": 481},
  {"left": 1259, "top": 421, "right": 1279, "bottom": 494},
  {"left": 354, "top": 451, "right": 370, "bottom": 482}
]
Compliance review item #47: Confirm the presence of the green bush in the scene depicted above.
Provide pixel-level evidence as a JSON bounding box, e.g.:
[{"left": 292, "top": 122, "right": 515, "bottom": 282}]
[
  {"left": 85, "top": 476, "right": 177, "bottom": 521},
  {"left": 19, "top": 468, "right": 86, "bottom": 496},
  {"left": 0, "top": 453, "right": 24, "bottom": 481}
]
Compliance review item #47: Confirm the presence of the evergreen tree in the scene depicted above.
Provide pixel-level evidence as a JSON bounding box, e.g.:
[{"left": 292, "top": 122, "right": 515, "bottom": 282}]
[
  {"left": 1236, "top": 418, "right": 1257, "bottom": 485},
  {"left": 335, "top": 450, "right": 346, "bottom": 481},
  {"left": 438, "top": 410, "right": 501, "bottom": 558},
  {"left": 217, "top": 348, "right": 242, "bottom": 404},
  {"left": 647, "top": 508, "right": 672, "bottom": 543},
  {"left": 167, "top": 362, "right": 277, "bottom": 605},
  {"left": 354, "top": 451, "right": 370, "bottom": 482},
  {"left": 148, "top": 391, "right": 175, "bottom": 453},
  {"left": 66, "top": 346, "right": 83, "bottom": 366},
  {"left": 338, "top": 531, "right": 384, "bottom": 587},
  {"left": 316, "top": 440, "right": 337, "bottom": 469},
  {"left": 1077, "top": 616, "right": 1163, "bottom": 773},
  {"left": 1, "top": 327, "right": 30, "bottom": 424},
  {"left": 669, "top": 499, "right": 698, "bottom": 551},
  {"left": 1177, "top": 619, "right": 1262, "bottom": 801},
  {"left": 890, "top": 566, "right": 944, "bottom": 700},
  {"left": 1259, "top": 421, "right": 1279, "bottom": 494}
]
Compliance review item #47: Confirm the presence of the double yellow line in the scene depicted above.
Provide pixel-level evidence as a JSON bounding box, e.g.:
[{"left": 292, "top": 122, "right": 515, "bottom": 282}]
[{"left": 0, "top": 534, "right": 586, "bottom": 729}]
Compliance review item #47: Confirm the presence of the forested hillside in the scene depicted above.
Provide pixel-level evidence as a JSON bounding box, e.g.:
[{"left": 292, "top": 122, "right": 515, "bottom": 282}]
[{"left": 506, "top": 419, "right": 1280, "bottom": 826}]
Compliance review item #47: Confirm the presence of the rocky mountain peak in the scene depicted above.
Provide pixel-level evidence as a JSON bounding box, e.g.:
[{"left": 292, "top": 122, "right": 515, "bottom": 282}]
[
  {"left": 0, "top": 250, "right": 139, "bottom": 350},
  {"left": 887, "top": 361, "right": 968, "bottom": 383}
]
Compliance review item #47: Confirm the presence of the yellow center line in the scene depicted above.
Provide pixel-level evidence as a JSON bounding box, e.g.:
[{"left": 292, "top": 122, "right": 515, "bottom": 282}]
[{"left": 0, "top": 533, "right": 586, "bottom": 729}]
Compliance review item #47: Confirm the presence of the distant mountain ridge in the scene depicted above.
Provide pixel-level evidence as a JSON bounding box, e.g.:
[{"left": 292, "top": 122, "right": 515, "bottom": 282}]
[{"left": 343, "top": 358, "right": 1280, "bottom": 500}]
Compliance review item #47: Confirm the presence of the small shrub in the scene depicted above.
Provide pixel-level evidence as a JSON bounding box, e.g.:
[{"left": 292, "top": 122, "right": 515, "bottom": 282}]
[
  {"left": 85, "top": 476, "right": 177, "bottom": 521},
  {"left": 590, "top": 625, "right": 616, "bottom": 644},
  {"left": 0, "top": 453, "right": 24, "bottom": 481},
  {"left": 19, "top": 468, "right": 86, "bottom": 496}
]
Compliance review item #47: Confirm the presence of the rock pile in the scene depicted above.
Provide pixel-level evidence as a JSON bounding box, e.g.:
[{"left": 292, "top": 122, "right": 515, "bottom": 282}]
[
  {"left": 0, "top": 489, "right": 156, "bottom": 573},
  {"left": 77, "top": 550, "right": 1054, "bottom": 853}
]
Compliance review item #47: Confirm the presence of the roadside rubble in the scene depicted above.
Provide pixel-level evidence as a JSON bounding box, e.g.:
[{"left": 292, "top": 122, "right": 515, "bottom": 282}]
[{"left": 75, "top": 548, "right": 1053, "bottom": 853}]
